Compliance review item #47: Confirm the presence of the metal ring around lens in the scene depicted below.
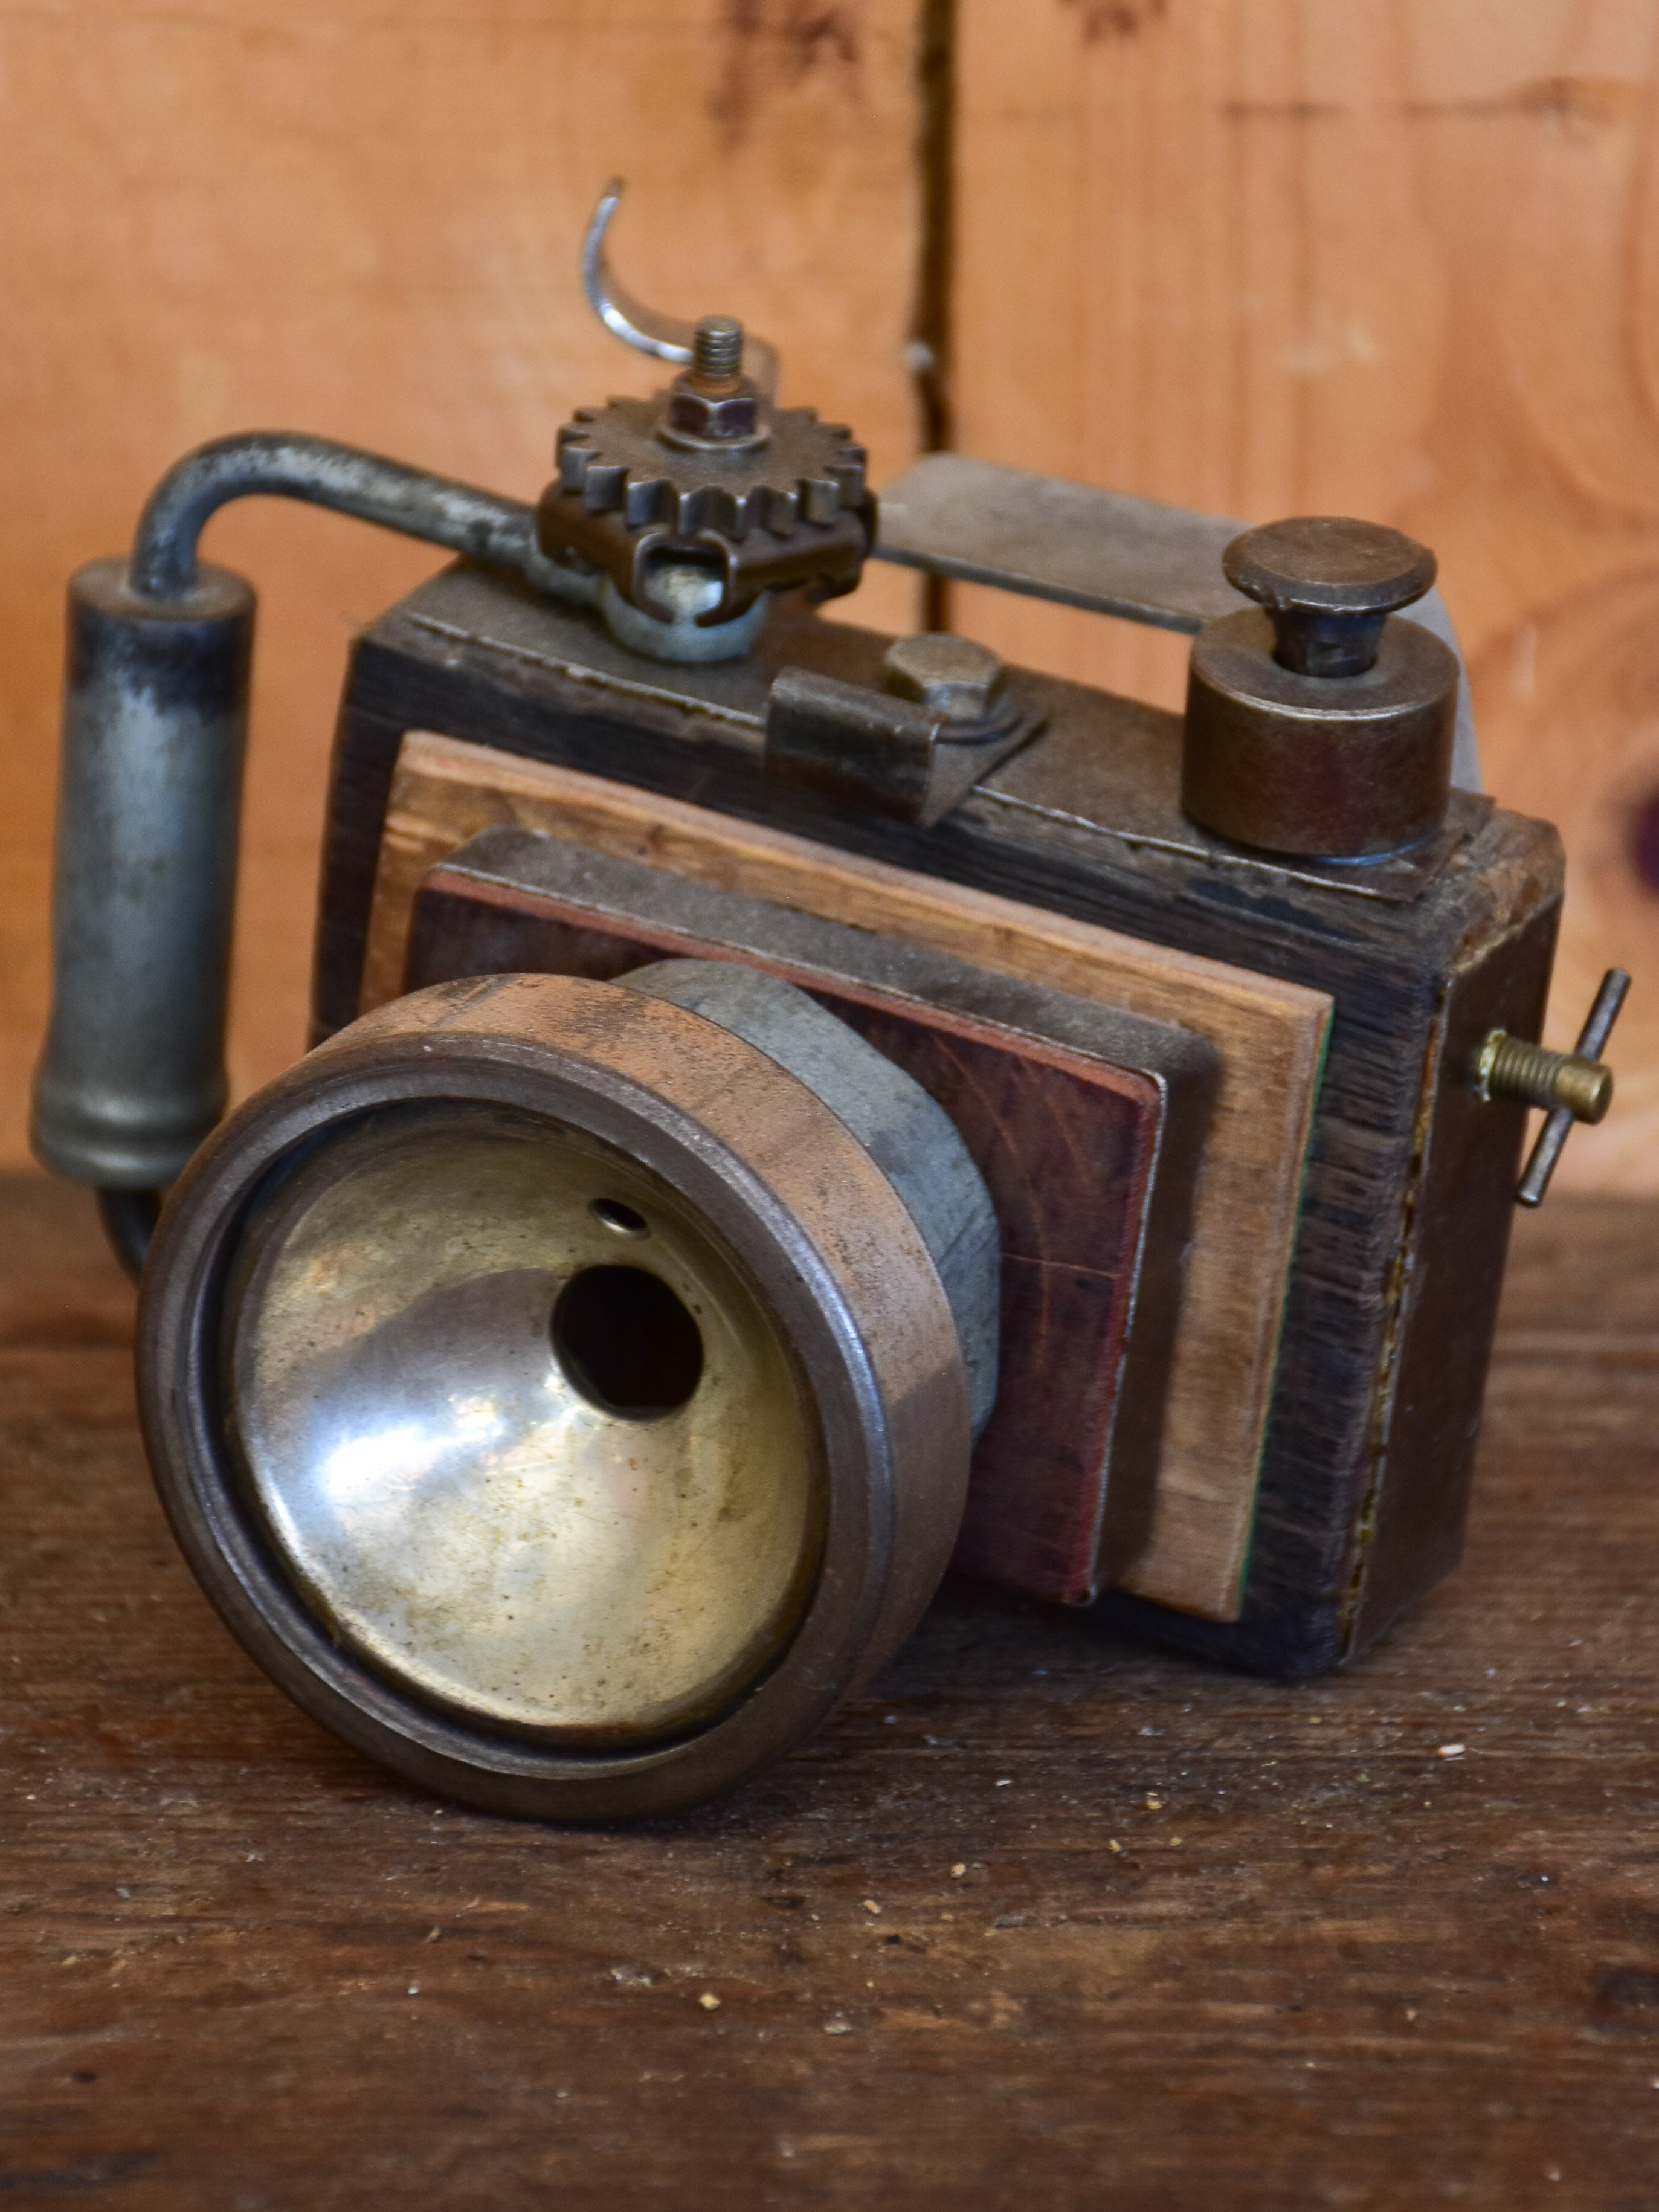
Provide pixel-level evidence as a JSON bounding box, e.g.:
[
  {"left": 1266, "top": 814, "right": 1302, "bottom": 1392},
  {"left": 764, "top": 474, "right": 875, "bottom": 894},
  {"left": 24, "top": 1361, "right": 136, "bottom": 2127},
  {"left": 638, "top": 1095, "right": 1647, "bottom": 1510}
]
[{"left": 135, "top": 974, "right": 972, "bottom": 1820}]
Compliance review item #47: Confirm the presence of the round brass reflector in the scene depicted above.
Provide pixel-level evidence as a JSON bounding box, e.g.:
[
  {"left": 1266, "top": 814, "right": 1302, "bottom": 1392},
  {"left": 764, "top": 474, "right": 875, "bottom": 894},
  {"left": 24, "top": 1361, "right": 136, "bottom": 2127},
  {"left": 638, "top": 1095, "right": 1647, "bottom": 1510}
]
[
  {"left": 226, "top": 1103, "right": 824, "bottom": 1745},
  {"left": 136, "top": 969, "right": 991, "bottom": 1820}
]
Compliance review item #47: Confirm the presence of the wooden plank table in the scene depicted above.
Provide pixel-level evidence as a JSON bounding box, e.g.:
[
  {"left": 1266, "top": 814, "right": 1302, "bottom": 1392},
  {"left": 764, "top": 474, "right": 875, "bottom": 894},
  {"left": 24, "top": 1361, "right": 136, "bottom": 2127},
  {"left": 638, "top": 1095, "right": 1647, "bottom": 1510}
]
[{"left": 2, "top": 1172, "right": 1657, "bottom": 2207}]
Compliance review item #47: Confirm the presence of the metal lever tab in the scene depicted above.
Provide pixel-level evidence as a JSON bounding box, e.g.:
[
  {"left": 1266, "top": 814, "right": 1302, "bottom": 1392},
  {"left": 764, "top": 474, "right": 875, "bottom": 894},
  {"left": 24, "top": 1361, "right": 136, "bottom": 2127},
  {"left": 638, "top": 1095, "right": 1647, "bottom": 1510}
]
[
  {"left": 875, "top": 452, "right": 1245, "bottom": 631},
  {"left": 871, "top": 452, "right": 1481, "bottom": 792},
  {"left": 581, "top": 179, "right": 778, "bottom": 398}
]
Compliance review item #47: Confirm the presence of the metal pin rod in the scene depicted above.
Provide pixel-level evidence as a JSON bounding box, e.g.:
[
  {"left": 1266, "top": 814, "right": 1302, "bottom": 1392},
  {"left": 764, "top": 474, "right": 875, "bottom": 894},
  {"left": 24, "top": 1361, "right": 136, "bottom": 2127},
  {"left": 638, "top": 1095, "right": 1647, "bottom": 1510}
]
[
  {"left": 129, "top": 431, "right": 593, "bottom": 605},
  {"left": 1516, "top": 968, "right": 1630, "bottom": 1208},
  {"left": 1574, "top": 966, "right": 1632, "bottom": 1065}
]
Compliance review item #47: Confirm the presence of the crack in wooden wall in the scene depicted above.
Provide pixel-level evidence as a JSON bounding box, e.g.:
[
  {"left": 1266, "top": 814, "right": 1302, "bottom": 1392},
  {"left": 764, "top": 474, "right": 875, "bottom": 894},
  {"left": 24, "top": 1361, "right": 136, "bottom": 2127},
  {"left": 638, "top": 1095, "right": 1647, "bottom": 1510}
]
[{"left": 1, "top": 1, "right": 1656, "bottom": 1190}]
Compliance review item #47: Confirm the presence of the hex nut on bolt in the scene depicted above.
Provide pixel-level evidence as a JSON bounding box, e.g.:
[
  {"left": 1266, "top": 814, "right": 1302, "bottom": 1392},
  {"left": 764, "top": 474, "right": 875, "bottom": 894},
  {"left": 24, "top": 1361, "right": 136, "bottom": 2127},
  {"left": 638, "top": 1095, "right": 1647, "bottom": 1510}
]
[
  {"left": 662, "top": 382, "right": 765, "bottom": 447},
  {"left": 881, "top": 634, "right": 1008, "bottom": 727},
  {"left": 663, "top": 320, "right": 764, "bottom": 448}
]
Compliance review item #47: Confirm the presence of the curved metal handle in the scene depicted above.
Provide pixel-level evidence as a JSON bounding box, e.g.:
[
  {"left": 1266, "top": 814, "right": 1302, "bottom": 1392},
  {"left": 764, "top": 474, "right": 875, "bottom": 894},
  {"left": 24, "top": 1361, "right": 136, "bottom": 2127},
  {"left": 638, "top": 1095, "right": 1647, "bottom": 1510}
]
[
  {"left": 581, "top": 179, "right": 778, "bottom": 398},
  {"left": 31, "top": 436, "right": 602, "bottom": 1279}
]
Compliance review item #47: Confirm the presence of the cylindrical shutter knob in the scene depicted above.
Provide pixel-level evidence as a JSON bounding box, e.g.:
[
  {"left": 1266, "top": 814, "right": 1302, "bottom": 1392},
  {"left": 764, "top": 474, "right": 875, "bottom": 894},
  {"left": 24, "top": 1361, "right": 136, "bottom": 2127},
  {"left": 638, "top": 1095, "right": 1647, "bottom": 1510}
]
[{"left": 1181, "top": 517, "right": 1457, "bottom": 860}]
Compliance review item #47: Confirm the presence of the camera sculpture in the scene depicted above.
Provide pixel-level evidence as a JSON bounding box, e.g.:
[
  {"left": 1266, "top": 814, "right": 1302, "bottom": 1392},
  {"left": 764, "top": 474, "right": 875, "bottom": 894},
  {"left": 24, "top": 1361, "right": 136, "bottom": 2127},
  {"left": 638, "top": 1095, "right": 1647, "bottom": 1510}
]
[{"left": 31, "top": 187, "right": 1628, "bottom": 1819}]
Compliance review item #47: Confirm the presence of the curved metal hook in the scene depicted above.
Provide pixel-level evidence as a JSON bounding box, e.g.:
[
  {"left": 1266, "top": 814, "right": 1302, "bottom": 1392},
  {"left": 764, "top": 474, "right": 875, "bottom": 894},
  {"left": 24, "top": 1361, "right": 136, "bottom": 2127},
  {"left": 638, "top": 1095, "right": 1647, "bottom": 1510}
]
[{"left": 581, "top": 179, "right": 778, "bottom": 398}]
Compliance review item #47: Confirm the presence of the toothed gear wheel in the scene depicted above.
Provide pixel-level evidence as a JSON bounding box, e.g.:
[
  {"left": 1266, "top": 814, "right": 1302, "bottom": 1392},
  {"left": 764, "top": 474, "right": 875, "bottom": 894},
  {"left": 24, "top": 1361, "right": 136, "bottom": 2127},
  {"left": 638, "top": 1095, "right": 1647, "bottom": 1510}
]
[{"left": 537, "top": 393, "right": 875, "bottom": 625}]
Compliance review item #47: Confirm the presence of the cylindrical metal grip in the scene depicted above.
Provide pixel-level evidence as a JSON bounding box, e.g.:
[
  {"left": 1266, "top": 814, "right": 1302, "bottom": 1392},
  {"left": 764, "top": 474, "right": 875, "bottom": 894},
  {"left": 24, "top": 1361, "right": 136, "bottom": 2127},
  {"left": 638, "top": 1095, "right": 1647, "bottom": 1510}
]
[{"left": 31, "top": 557, "right": 255, "bottom": 1188}]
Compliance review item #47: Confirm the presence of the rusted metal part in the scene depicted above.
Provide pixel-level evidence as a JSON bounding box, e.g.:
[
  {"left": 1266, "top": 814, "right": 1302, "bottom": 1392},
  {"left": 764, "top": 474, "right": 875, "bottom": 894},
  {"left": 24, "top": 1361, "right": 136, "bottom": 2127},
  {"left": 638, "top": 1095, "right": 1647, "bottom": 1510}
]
[
  {"left": 763, "top": 663, "right": 1042, "bottom": 828},
  {"left": 1181, "top": 605, "right": 1458, "bottom": 860},
  {"left": 541, "top": 395, "right": 874, "bottom": 625},
  {"left": 555, "top": 197, "right": 873, "bottom": 635}
]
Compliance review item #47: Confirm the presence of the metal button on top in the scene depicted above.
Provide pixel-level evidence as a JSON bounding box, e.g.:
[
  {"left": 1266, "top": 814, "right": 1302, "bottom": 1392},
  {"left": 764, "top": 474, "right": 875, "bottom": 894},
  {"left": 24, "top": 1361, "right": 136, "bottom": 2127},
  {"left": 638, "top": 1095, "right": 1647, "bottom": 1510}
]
[
  {"left": 1223, "top": 518, "right": 1438, "bottom": 679},
  {"left": 1223, "top": 517, "right": 1437, "bottom": 614},
  {"left": 1182, "top": 513, "right": 1458, "bottom": 858}
]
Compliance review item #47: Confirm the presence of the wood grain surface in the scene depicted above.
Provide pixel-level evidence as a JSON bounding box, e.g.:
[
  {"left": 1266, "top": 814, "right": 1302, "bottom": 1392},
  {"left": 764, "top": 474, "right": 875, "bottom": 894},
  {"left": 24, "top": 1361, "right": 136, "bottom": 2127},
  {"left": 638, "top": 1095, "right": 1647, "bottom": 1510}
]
[
  {"left": 366, "top": 732, "right": 1332, "bottom": 1622},
  {"left": 950, "top": 0, "right": 1659, "bottom": 1193},
  {"left": 402, "top": 856, "right": 1179, "bottom": 1610},
  {"left": 7, "top": 0, "right": 1659, "bottom": 1197},
  {"left": 2, "top": 1173, "right": 1658, "bottom": 2205},
  {"left": 0, "top": 0, "right": 926, "bottom": 1160}
]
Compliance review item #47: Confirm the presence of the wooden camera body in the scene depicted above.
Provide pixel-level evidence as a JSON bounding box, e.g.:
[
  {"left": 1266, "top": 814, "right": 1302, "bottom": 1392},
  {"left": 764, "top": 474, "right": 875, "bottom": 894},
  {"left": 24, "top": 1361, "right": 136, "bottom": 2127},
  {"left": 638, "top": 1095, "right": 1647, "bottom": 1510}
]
[
  {"left": 314, "top": 559, "right": 1558, "bottom": 1682},
  {"left": 34, "top": 190, "right": 1619, "bottom": 1817}
]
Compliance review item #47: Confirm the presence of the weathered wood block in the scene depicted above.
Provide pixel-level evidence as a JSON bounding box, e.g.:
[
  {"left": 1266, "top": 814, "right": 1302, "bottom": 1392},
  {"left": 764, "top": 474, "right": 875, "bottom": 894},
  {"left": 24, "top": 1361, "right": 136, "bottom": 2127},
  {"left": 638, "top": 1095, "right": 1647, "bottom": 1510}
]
[
  {"left": 315, "top": 564, "right": 1562, "bottom": 1674},
  {"left": 401, "top": 826, "right": 1215, "bottom": 1606},
  {"left": 362, "top": 732, "right": 1329, "bottom": 1627}
]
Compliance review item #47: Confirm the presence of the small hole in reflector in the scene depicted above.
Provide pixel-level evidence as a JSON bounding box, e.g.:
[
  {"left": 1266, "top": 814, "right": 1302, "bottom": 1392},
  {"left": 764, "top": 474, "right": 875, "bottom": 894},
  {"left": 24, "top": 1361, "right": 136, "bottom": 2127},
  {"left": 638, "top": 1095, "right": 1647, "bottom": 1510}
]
[
  {"left": 553, "top": 1265, "right": 704, "bottom": 1419},
  {"left": 591, "top": 1197, "right": 649, "bottom": 1236}
]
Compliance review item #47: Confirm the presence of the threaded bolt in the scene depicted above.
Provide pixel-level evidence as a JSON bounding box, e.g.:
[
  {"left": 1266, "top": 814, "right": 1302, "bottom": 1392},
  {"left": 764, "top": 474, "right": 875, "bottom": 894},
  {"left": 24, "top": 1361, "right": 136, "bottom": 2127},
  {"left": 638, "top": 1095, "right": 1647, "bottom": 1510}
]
[
  {"left": 692, "top": 316, "right": 744, "bottom": 385},
  {"left": 1472, "top": 1030, "right": 1612, "bottom": 1124}
]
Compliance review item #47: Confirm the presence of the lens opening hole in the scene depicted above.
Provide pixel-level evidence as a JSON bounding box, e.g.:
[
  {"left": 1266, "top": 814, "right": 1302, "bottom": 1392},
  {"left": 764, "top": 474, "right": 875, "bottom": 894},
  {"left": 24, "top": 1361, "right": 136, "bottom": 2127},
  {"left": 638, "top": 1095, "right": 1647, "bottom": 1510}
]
[
  {"left": 590, "top": 1197, "right": 649, "bottom": 1237},
  {"left": 552, "top": 1265, "right": 704, "bottom": 1419}
]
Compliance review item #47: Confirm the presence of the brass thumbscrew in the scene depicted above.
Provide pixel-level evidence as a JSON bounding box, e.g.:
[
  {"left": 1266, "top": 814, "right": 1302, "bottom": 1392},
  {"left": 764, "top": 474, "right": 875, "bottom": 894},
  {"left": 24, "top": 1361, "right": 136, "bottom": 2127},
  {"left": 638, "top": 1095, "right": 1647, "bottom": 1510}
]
[{"left": 1471, "top": 967, "right": 1630, "bottom": 1207}]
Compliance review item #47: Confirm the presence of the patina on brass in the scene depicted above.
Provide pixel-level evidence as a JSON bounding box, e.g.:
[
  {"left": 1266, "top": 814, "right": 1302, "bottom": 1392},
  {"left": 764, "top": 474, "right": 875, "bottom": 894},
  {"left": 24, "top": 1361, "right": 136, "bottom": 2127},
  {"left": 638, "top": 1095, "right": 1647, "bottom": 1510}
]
[
  {"left": 136, "top": 970, "right": 978, "bottom": 1820},
  {"left": 224, "top": 1101, "right": 825, "bottom": 1746},
  {"left": 1471, "top": 967, "right": 1631, "bottom": 1207}
]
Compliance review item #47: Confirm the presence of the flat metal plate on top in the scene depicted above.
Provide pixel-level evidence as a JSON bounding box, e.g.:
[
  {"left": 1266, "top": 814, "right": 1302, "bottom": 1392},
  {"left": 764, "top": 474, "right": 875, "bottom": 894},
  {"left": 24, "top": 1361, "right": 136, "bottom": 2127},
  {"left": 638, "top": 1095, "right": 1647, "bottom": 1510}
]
[
  {"left": 875, "top": 453, "right": 1248, "bottom": 631},
  {"left": 872, "top": 452, "right": 1482, "bottom": 792}
]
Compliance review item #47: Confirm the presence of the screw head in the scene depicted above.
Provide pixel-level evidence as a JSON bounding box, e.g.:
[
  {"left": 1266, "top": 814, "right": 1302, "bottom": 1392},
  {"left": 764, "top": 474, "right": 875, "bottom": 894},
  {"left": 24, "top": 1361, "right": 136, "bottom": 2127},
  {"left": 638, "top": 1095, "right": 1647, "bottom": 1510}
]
[
  {"left": 1223, "top": 517, "right": 1436, "bottom": 619},
  {"left": 881, "top": 633, "right": 1007, "bottom": 725}
]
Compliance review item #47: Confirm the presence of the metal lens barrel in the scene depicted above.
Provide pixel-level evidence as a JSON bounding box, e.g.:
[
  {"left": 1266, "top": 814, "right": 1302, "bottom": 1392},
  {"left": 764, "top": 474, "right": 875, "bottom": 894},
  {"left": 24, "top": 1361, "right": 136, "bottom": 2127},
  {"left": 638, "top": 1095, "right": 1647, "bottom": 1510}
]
[{"left": 134, "top": 968, "right": 997, "bottom": 1820}]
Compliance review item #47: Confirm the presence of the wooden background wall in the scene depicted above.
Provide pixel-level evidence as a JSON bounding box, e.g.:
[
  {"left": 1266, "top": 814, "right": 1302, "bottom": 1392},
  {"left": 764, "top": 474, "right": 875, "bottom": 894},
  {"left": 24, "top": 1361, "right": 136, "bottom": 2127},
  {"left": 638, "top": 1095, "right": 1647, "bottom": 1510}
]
[{"left": 4, "top": 1, "right": 1658, "bottom": 1191}]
